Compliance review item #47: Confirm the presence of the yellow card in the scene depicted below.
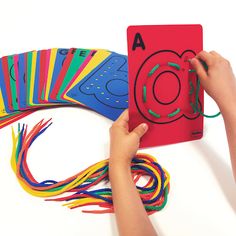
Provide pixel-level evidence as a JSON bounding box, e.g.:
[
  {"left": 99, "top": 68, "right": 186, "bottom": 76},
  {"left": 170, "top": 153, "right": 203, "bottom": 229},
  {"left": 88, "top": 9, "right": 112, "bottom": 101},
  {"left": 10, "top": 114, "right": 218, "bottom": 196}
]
[
  {"left": 63, "top": 49, "right": 111, "bottom": 103},
  {"left": 0, "top": 90, "right": 8, "bottom": 117}
]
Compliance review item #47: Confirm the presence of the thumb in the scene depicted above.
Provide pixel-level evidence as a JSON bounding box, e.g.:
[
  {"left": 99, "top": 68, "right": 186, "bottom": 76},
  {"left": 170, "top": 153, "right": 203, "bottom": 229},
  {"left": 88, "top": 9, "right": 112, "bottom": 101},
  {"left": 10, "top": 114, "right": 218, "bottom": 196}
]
[{"left": 130, "top": 123, "right": 148, "bottom": 139}]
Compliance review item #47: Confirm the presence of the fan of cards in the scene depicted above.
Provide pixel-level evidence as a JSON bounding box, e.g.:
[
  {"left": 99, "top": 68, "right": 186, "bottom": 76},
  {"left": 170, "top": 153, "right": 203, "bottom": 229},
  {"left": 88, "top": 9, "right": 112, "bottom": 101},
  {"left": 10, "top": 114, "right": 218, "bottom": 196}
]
[{"left": 0, "top": 48, "right": 128, "bottom": 128}]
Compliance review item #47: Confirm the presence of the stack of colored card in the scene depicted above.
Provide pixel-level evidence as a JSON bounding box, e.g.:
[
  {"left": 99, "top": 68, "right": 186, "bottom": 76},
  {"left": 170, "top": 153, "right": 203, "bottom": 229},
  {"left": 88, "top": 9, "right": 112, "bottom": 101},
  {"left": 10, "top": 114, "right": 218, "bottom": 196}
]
[{"left": 0, "top": 48, "right": 128, "bottom": 128}]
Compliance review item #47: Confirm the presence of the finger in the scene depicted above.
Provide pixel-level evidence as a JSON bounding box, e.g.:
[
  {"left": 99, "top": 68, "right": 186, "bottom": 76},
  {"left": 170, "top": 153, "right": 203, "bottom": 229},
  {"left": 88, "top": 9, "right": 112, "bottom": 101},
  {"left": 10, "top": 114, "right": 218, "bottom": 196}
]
[
  {"left": 191, "top": 58, "right": 208, "bottom": 80},
  {"left": 196, "top": 51, "right": 214, "bottom": 66},
  {"left": 210, "top": 51, "right": 229, "bottom": 64},
  {"left": 114, "top": 109, "right": 129, "bottom": 127},
  {"left": 209, "top": 50, "right": 222, "bottom": 58},
  {"left": 130, "top": 123, "right": 148, "bottom": 139}
]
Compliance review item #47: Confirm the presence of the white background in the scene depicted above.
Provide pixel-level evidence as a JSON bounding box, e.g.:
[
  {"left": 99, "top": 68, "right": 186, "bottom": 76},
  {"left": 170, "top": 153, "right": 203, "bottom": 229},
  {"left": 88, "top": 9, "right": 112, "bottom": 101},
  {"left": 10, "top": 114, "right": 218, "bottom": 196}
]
[{"left": 0, "top": 0, "right": 236, "bottom": 235}]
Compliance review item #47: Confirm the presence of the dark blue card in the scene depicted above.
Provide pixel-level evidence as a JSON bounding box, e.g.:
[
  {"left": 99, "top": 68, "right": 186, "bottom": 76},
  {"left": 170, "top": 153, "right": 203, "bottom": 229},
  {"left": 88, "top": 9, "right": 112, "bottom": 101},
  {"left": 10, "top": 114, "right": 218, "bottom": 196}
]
[
  {"left": 18, "top": 53, "right": 27, "bottom": 110},
  {"left": 66, "top": 53, "right": 128, "bottom": 120}
]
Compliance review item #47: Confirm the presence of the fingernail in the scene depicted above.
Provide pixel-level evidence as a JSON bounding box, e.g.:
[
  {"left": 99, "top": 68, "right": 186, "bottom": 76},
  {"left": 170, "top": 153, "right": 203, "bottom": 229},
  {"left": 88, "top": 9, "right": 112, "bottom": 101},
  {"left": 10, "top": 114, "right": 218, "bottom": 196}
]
[
  {"left": 141, "top": 123, "right": 148, "bottom": 131},
  {"left": 189, "top": 58, "right": 195, "bottom": 62}
]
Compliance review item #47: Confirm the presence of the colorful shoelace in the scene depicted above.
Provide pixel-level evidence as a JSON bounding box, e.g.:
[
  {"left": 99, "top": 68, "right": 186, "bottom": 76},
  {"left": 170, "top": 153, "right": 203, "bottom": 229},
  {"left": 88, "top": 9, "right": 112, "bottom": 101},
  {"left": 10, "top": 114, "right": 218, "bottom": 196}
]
[{"left": 11, "top": 119, "right": 170, "bottom": 214}]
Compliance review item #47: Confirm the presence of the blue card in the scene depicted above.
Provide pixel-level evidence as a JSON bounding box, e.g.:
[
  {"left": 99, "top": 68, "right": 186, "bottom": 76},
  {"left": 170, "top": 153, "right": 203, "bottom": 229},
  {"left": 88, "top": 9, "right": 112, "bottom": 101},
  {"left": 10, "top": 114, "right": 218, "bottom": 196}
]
[
  {"left": 66, "top": 53, "right": 128, "bottom": 120},
  {"left": 18, "top": 53, "right": 28, "bottom": 110}
]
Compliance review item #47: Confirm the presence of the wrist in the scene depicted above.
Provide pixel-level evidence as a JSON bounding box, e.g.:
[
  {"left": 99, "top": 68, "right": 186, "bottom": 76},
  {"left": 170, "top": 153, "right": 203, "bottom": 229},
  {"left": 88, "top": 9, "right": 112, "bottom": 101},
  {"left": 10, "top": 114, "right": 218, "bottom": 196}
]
[
  {"left": 109, "top": 158, "right": 132, "bottom": 175},
  {"left": 109, "top": 158, "right": 131, "bottom": 169},
  {"left": 216, "top": 89, "right": 236, "bottom": 114},
  {"left": 109, "top": 162, "right": 133, "bottom": 183},
  {"left": 109, "top": 154, "right": 132, "bottom": 166},
  {"left": 218, "top": 98, "right": 236, "bottom": 118},
  {"left": 221, "top": 107, "right": 236, "bottom": 123}
]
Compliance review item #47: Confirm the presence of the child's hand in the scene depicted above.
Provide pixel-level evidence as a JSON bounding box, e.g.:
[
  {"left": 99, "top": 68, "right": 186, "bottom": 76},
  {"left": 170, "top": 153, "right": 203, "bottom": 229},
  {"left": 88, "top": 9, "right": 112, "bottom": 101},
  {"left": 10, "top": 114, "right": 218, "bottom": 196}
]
[
  {"left": 109, "top": 109, "right": 148, "bottom": 166},
  {"left": 190, "top": 51, "right": 236, "bottom": 112},
  {"left": 109, "top": 110, "right": 157, "bottom": 236},
  {"left": 191, "top": 51, "right": 236, "bottom": 182}
]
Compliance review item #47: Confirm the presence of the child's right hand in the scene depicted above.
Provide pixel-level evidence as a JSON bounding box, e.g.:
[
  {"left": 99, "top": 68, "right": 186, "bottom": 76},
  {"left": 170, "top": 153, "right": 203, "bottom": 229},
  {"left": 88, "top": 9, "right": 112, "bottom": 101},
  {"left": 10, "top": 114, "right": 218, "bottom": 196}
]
[
  {"left": 191, "top": 51, "right": 236, "bottom": 113},
  {"left": 191, "top": 51, "right": 236, "bottom": 182}
]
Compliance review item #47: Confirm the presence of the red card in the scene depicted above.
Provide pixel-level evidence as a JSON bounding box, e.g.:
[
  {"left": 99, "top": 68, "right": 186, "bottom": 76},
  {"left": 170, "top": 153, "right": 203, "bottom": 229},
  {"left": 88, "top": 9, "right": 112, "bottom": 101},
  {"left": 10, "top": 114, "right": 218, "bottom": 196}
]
[
  {"left": 127, "top": 25, "right": 204, "bottom": 148},
  {"left": 50, "top": 48, "right": 75, "bottom": 101},
  {"left": 0, "top": 110, "right": 35, "bottom": 129},
  {"left": 2, "top": 56, "right": 14, "bottom": 111}
]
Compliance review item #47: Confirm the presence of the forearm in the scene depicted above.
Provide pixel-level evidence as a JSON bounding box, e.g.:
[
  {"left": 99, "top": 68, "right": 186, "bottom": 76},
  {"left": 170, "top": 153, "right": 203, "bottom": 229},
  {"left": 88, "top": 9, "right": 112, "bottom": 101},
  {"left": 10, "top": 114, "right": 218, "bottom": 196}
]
[
  {"left": 220, "top": 103, "right": 236, "bottom": 182},
  {"left": 109, "top": 159, "right": 157, "bottom": 236}
]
